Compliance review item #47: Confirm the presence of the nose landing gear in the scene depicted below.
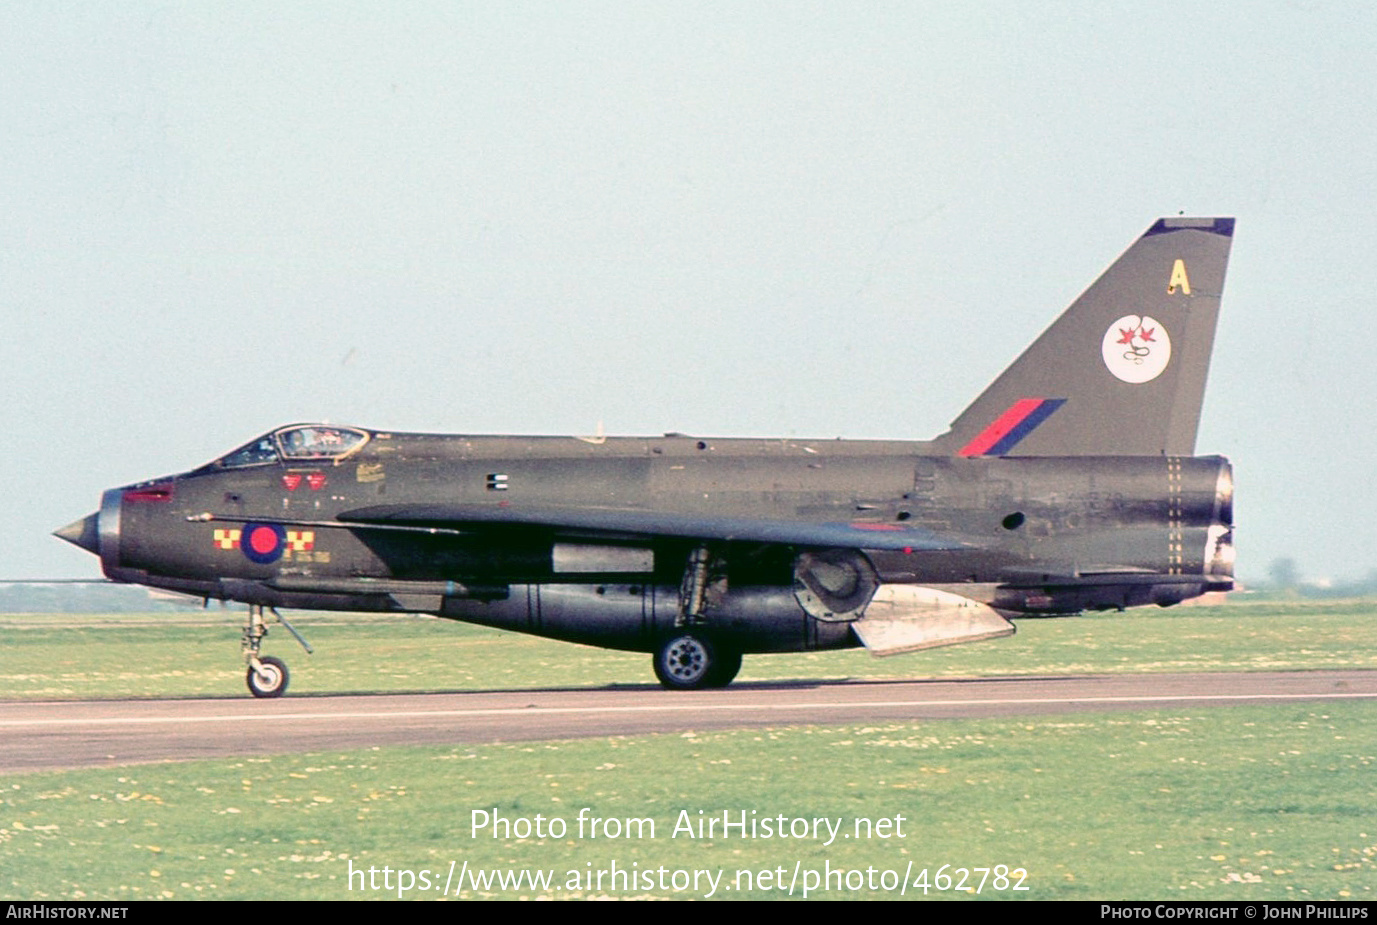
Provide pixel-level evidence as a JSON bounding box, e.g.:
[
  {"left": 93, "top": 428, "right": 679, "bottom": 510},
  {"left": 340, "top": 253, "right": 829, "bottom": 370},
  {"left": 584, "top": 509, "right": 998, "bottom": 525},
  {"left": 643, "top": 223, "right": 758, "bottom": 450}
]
[{"left": 242, "top": 605, "right": 313, "bottom": 698}]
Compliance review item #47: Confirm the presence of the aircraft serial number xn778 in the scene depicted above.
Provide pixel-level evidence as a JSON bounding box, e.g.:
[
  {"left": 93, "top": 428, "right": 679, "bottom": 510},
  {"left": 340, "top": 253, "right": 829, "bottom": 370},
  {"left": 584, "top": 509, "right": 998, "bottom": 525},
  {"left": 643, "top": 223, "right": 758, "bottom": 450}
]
[{"left": 57, "top": 217, "right": 1236, "bottom": 696}]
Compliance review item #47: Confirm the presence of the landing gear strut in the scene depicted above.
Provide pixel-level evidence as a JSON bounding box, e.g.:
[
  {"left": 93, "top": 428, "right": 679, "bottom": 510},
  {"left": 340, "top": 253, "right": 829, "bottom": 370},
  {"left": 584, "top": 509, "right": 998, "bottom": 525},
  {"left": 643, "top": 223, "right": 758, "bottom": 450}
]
[
  {"left": 241, "top": 605, "right": 313, "bottom": 698},
  {"left": 654, "top": 546, "right": 742, "bottom": 690}
]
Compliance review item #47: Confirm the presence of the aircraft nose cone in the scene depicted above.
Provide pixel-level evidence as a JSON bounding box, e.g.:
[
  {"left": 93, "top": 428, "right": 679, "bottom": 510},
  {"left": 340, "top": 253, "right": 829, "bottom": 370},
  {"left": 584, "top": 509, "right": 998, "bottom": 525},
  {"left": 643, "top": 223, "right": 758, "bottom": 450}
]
[{"left": 54, "top": 512, "right": 100, "bottom": 555}]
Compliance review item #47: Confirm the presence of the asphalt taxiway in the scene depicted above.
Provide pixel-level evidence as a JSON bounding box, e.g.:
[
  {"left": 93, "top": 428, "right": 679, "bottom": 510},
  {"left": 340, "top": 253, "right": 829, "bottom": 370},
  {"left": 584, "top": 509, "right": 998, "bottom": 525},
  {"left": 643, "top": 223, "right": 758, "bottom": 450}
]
[{"left": 3, "top": 670, "right": 1374, "bottom": 773}]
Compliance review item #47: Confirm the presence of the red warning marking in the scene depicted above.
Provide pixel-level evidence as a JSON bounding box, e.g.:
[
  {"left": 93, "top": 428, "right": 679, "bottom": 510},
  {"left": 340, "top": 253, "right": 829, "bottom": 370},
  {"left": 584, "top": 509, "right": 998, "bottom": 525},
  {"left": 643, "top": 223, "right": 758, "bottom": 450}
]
[
  {"left": 124, "top": 484, "right": 173, "bottom": 503},
  {"left": 282, "top": 473, "right": 303, "bottom": 491},
  {"left": 306, "top": 472, "right": 327, "bottom": 491}
]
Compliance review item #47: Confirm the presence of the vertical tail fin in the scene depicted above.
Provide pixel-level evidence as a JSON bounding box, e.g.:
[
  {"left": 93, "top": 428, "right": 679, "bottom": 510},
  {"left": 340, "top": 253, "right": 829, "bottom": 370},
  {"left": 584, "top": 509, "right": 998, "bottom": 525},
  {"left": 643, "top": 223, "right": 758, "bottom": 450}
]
[{"left": 934, "top": 217, "right": 1234, "bottom": 457}]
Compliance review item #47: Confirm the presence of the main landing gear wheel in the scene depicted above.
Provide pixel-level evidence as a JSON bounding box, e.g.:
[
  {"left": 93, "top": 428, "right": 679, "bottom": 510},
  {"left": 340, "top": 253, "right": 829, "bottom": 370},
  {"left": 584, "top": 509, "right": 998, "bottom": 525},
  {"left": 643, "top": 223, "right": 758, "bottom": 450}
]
[
  {"left": 706, "top": 648, "right": 742, "bottom": 688},
  {"left": 653, "top": 633, "right": 741, "bottom": 690},
  {"left": 247, "top": 656, "right": 289, "bottom": 698}
]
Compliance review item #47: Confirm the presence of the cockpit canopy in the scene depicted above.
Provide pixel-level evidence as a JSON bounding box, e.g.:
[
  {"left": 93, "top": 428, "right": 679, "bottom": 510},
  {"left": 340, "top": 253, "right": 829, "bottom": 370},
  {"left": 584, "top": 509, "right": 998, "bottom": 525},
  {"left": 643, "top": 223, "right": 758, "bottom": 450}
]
[{"left": 208, "top": 425, "right": 370, "bottom": 469}]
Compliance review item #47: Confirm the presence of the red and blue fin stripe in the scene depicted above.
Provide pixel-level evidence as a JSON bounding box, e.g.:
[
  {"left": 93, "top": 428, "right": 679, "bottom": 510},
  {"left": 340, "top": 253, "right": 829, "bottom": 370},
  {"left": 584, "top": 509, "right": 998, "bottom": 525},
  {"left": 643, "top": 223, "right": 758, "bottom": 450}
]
[{"left": 957, "top": 398, "right": 1066, "bottom": 457}]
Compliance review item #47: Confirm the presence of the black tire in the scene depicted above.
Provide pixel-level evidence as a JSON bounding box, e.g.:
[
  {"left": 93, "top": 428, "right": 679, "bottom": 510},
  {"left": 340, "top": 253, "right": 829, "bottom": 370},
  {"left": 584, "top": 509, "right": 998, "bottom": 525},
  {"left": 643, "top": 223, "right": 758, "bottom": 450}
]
[
  {"left": 704, "top": 648, "right": 742, "bottom": 688},
  {"left": 247, "top": 656, "right": 289, "bottom": 698},
  {"left": 654, "top": 633, "right": 732, "bottom": 690}
]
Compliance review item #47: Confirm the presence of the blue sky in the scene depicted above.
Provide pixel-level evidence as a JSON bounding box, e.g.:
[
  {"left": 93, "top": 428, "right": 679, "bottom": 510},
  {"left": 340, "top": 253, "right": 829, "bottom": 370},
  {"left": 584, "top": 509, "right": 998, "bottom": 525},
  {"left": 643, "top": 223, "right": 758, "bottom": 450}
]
[{"left": 5, "top": 2, "right": 1376, "bottom": 585}]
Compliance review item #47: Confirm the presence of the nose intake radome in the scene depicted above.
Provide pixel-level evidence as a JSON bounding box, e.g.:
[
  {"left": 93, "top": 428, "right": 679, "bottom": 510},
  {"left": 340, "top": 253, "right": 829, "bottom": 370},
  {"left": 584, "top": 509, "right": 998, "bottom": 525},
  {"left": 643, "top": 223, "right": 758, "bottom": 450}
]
[{"left": 54, "top": 512, "right": 101, "bottom": 555}]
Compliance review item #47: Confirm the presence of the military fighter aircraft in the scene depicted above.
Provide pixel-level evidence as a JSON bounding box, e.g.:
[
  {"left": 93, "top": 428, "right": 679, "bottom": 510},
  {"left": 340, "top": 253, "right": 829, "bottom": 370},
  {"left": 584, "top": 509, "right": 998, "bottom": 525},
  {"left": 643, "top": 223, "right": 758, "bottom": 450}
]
[{"left": 56, "top": 217, "right": 1235, "bottom": 697}]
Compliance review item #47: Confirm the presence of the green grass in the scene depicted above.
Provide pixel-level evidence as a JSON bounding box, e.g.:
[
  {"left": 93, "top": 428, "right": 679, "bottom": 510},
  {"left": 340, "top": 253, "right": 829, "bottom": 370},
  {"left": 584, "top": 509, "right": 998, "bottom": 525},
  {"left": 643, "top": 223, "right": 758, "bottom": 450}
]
[
  {"left": 3, "top": 704, "right": 1373, "bottom": 900},
  {"left": 2, "top": 598, "right": 1375, "bottom": 700},
  {"left": 2, "top": 598, "right": 1375, "bottom": 900}
]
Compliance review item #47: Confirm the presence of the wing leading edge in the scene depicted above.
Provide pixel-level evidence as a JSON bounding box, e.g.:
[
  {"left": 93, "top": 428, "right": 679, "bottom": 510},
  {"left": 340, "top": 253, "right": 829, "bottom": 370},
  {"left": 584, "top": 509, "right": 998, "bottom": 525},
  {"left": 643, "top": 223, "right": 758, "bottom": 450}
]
[{"left": 335, "top": 503, "right": 967, "bottom": 552}]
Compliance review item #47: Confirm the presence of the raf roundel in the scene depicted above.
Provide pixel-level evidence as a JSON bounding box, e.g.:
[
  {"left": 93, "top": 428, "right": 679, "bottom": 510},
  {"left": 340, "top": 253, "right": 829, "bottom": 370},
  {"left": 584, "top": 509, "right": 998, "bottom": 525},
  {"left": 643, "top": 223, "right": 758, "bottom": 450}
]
[
  {"left": 241, "top": 523, "right": 286, "bottom": 564},
  {"left": 1102, "top": 314, "right": 1171, "bottom": 384}
]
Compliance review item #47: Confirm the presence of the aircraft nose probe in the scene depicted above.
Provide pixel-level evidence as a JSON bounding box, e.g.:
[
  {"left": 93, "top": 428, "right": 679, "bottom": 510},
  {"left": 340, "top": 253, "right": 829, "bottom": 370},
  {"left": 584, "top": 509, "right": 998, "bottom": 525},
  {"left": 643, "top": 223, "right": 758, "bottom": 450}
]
[
  {"left": 54, "top": 512, "right": 100, "bottom": 555},
  {"left": 55, "top": 488, "right": 125, "bottom": 579}
]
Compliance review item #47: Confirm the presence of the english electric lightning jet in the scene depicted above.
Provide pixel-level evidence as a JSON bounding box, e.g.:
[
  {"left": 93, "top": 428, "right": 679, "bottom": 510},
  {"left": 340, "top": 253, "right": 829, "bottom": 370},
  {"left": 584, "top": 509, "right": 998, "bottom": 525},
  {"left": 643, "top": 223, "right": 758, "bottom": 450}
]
[{"left": 56, "top": 217, "right": 1236, "bottom": 697}]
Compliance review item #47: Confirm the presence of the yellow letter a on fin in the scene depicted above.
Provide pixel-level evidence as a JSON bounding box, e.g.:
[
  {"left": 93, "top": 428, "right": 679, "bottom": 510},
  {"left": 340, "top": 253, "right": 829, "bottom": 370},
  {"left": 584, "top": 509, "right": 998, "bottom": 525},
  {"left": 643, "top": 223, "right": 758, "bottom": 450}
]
[{"left": 1168, "top": 259, "right": 1191, "bottom": 295}]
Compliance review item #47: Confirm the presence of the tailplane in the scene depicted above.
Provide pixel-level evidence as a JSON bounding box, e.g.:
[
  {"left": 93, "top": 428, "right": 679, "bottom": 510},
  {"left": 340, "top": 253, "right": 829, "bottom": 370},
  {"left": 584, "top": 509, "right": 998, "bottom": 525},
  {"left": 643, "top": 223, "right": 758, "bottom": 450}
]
[{"left": 935, "top": 217, "right": 1234, "bottom": 457}]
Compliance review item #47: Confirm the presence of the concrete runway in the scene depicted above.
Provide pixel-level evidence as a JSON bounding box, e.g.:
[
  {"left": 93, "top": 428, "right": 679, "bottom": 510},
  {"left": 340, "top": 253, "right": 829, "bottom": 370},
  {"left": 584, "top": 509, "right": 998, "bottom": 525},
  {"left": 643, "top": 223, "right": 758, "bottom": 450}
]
[{"left": 3, "top": 670, "right": 1374, "bottom": 774}]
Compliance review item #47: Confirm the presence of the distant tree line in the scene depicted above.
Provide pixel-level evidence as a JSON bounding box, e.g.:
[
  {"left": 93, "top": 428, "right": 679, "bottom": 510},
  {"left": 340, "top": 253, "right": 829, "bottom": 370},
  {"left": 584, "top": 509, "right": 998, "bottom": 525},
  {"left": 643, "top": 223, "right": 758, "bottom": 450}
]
[
  {"left": 0, "top": 583, "right": 200, "bottom": 613},
  {"left": 1258, "top": 557, "right": 1377, "bottom": 598}
]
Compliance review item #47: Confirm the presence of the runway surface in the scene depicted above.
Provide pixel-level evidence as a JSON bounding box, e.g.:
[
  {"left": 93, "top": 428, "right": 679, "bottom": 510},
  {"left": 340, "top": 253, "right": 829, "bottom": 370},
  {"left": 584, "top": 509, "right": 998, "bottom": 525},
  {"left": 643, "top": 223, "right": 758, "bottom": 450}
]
[{"left": 3, "top": 670, "right": 1375, "bottom": 774}]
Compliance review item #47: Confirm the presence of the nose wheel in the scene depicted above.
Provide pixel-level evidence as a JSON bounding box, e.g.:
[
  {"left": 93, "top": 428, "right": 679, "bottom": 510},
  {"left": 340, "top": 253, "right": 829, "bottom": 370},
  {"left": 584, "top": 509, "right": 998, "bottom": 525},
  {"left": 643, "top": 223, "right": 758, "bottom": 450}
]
[
  {"left": 241, "top": 605, "right": 312, "bottom": 698},
  {"left": 247, "top": 655, "right": 289, "bottom": 698}
]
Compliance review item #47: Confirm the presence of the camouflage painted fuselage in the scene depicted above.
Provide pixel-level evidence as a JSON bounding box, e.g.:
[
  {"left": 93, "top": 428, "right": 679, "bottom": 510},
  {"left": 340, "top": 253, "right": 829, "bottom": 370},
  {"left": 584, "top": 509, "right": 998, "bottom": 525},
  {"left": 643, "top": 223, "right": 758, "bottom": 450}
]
[{"left": 88, "top": 428, "right": 1232, "bottom": 654}]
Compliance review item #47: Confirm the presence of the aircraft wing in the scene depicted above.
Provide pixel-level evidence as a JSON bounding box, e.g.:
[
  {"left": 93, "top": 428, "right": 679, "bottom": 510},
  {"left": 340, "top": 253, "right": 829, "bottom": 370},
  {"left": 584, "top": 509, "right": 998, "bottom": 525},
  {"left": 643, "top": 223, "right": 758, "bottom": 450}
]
[{"left": 335, "top": 503, "right": 967, "bottom": 552}]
